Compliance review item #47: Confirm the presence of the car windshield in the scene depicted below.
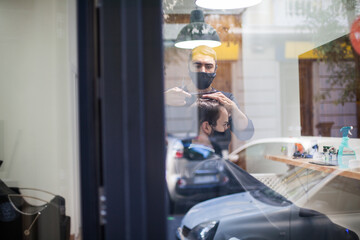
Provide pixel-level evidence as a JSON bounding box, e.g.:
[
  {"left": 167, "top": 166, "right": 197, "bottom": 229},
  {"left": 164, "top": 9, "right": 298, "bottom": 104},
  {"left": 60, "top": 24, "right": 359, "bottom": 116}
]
[{"left": 223, "top": 159, "right": 292, "bottom": 207}]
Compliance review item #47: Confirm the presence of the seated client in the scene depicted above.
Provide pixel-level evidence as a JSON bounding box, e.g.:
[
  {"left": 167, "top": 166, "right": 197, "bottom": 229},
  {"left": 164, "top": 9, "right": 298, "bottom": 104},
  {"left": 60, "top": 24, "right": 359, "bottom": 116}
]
[{"left": 190, "top": 98, "right": 229, "bottom": 156}]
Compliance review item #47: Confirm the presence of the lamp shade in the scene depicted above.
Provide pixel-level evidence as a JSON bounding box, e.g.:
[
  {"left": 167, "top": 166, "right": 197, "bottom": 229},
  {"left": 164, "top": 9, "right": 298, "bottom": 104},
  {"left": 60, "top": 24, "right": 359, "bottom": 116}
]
[
  {"left": 174, "top": 10, "right": 221, "bottom": 49},
  {"left": 195, "top": 0, "right": 262, "bottom": 9}
]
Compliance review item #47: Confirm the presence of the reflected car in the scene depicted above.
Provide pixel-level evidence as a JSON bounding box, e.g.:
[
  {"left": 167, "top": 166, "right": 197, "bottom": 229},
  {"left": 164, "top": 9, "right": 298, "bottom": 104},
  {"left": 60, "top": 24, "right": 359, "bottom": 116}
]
[
  {"left": 177, "top": 160, "right": 359, "bottom": 240},
  {"left": 166, "top": 138, "right": 242, "bottom": 213}
]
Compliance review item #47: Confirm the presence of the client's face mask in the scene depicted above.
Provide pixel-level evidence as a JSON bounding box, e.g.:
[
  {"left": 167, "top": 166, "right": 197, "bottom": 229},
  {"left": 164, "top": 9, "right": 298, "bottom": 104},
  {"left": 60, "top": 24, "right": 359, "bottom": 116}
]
[
  {"left": 189, "top": 71, "right": 216, "bottom": 90},
  {"left": 210, "top": 128, "right": 226, "bottom": 137}
]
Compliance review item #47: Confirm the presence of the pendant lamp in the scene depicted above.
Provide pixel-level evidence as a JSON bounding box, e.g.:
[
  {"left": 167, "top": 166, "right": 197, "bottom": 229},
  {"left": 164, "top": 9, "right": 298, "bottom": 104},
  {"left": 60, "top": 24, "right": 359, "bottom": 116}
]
[
  {"left": 174, "top": 10, "right": 221, "bottom": 49},
  {"left": 195, "top": 0, "right": 262, "bottom": 9}
]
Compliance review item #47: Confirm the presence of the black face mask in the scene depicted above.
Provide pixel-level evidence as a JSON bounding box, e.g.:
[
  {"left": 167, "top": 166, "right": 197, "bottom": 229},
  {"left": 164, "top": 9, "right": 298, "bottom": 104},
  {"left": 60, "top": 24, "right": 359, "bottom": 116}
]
[
  {"left": 210, "top": 129, "right": 226, "bottom": 137},
  {"left": 209, "top": 127, "right": 230, "bottom": 142},
  {"left": 189, "top": 71, "right": 216, "bottom": 89}
]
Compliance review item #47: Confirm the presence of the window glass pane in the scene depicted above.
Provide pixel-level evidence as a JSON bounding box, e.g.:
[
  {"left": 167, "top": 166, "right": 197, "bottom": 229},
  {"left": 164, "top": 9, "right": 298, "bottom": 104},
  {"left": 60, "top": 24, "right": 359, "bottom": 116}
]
[
  {"left": 0, "top": 1, "right": 80, "bottom": 239},
  {"left": 163, "top": 0, "right": 360, "bottom": 239}
]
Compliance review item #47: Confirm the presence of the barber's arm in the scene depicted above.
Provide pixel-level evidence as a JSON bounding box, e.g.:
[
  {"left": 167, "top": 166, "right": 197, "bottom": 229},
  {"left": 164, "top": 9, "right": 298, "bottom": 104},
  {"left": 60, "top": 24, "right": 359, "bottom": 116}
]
[{"left": 164, "top": 87, "right": 192, "bottom": 106}]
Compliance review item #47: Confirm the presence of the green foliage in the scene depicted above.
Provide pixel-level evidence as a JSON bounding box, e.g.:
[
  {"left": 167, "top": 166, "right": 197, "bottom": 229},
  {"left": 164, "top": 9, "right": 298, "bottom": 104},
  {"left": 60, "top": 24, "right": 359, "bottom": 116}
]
[
  {"left": 300, "top": 0, "right": 360, "bottom": 105},
  {"left": 313, "top": 35, "right": 359, "bottom": 105}
]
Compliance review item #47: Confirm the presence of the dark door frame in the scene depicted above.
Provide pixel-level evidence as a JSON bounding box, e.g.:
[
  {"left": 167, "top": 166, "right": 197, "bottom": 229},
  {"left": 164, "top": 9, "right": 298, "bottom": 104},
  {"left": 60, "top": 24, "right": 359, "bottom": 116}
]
[
  {"left": 77, "top": 0, "right": 103, "bottom": 239},
  {"left": 77, "top": 0, "right": 166, "bottom": 239}
]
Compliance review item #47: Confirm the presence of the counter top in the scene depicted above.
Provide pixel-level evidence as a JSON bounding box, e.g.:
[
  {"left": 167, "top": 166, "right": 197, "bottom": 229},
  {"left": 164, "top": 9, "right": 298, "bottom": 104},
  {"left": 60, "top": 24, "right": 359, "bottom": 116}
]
[{"left": 266, "top": 154, "right": 360, "bottom": 181}]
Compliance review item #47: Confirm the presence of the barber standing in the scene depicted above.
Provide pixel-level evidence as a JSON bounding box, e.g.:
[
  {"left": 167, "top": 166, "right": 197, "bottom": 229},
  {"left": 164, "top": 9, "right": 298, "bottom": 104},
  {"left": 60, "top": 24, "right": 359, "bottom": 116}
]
[{"left": 165, "top": 45, "right": 254, "bottom": 149}]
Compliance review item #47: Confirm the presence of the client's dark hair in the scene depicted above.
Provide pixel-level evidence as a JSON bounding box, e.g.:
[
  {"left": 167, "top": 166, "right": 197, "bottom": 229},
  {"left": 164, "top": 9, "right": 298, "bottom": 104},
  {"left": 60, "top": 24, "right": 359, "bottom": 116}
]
[{"left": 195, "top": 98, "right": 223, "bottom": 127}]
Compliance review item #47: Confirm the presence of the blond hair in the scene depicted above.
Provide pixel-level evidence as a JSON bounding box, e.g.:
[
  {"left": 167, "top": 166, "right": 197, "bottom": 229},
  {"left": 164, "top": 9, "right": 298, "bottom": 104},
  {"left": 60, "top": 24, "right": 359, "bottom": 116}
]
[{"left": 191, "top": 45, "right": 217, "bottom": 61}]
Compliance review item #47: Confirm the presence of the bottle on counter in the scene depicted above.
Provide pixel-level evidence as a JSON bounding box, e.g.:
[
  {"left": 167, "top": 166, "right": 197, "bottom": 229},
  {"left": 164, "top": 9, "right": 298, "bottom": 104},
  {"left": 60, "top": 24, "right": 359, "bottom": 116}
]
[
  {"left": 338, "top": 126, "right": 357, "bottom": 169},
  {"left": 312, "top": 144, "right": 321, "bottom": 160},
  {"left": 329, "top": 147, "right": 337, "bottom": 165},
  {"left": 322, "top": 146, "right": 330, "bottom": 163}
]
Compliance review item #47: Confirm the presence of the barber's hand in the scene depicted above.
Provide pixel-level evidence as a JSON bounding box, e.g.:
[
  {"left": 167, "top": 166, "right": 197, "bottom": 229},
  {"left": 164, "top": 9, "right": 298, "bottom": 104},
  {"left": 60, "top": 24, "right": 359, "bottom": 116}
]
[
  {"left": 203, "top": 92, "right": 249, "bottom": 130},
  {"left": 202, "top": 92, "right": 237, "bottom": 114},
  {"left": 164, "top": 87, "right": 192, "bottom": 106}
]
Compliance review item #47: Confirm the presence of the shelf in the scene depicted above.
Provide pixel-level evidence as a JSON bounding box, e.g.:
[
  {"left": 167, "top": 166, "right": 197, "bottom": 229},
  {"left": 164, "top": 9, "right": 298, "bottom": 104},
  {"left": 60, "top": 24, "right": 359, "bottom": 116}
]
[{"left": 266, "top": 154, "right": 360, "bottom": 181}]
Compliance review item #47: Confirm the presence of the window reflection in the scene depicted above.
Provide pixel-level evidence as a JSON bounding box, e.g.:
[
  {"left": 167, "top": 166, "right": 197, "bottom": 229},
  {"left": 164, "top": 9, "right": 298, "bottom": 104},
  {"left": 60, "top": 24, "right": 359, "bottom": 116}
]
[{"left": 164, "top": 0, "right": 360, "bottom": 239}]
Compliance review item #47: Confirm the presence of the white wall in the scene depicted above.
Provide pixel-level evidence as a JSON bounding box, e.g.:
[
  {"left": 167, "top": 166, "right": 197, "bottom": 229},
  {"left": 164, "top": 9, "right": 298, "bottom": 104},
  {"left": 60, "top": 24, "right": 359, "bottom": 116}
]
[
  {"left": 0, "top": 0, "right": 80, "bottom": 237},
  {"left": 240, "top": 0, "right": 304, "bottom": 140}
]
